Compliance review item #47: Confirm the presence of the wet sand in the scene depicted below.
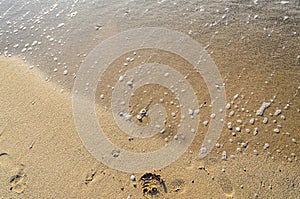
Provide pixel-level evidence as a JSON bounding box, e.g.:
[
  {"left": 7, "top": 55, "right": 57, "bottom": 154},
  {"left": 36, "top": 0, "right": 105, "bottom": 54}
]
[{"left": 0, "top": 53, "right": 299, "bottom": 198}]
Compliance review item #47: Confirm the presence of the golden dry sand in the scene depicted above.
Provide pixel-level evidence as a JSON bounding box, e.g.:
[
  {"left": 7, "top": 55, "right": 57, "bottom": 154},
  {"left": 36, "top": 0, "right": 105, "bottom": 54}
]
[{"left": 0, "top": 54, "right": 299, "bottom": 199}]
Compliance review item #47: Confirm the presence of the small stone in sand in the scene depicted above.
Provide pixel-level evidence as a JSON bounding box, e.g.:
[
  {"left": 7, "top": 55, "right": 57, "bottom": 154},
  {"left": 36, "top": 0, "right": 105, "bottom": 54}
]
[
  {"left": 130, "top": 175, "right": 136, "bottom": 181},
  {"left": 210, "top": 113, "right": 216, "bottom": 119},
  {"left": 253, "top": 150, "right": 258, "bottom": 155},
  {"left": 127, "top": 81, "right": 133, "bottom": 87},
  {"left": 253, "top": 128, "right": 258, "bottom": 136},
  {"left": 226, "top": 103, "right": 231, "bottom": 109},
  {"left": 233, "top": 94, "right": 239, "bottom": 100},
  {"left": 140, "top": 109, "right": 147, "bottom": 116},
  {"left": 274, "top": 109, "right": 282, "bottom": 116},
  {"left": 241, "top": 142, "right": 248, "bottom": 148},
  {"left": 119, "top": 75, "right": 124, "bottom": 82},
  {"left": 222, "top": 151, "right": 227, "bottom": 160},
  {"left": 264, "top": 143, "right": 270, "bottom": 149},
  {"left": 273, "top": 128, "right": 280, "bottom": 134},
  {"left": 284, "top": 104, "right": 290, "bottom": 110},
  {"left": 194, "top": 109, "right": 200, "bottom": 115},
  {"left": 227, "top": 122, "right": 232, "bottom": 129}
]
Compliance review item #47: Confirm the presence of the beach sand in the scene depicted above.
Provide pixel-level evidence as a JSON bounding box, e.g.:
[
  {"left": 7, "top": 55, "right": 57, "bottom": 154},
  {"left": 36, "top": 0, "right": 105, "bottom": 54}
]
[{"left": 0, "top": 50, "right": 299, "bottom": 199}]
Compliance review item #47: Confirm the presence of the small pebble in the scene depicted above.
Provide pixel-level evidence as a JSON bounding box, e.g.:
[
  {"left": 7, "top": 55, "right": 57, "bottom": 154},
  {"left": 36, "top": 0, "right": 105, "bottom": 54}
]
[
  {"left": 194, "top": 109, "right": 200, "bottom": 115},
  {"left": 130, "top": 175, "right": 136, "bottom": 181},
  {"left": 57, "top": 23, "right": 65, "bottom": 28},
  {"left": 264, "top": 143, "right": 270, "bottom": 149},
  {"left": 284, "top": 104, "right": 290, "bottom": 110},
  {"left": 253, "top": 150, "right": 259, "bottom": 155},
  {"left": 291, "top": 153, "right": 296, "bottom": 157},
  {"left": 263, "top": 117, "right": 268, "bottom": 124},
  {"left": 226, "top": 103, "right": 231, "bottom": 109},
  {"left": 274, "top": 128, "right": 280, "bottom": 134},
  {"left": 140, "top": 109, "right": 147, "bottom": 116},
  {"left": 119, "top": 76, "right": 124, "bottom": 82},
  {"left": 127, "top": 81, "right": 133, "bottom": 87},
  {"left": 221, "top": 151, "right": 227, "bottom": 160},
  {"left": 241, "top": 142, "right": 248, "bottom": 148},
  {"left": 210, "top": 113, "right": 216, "bottom": 119},
  {"left": 227, "top": 122, "right": 232, "bottom": 130},
  {"left": 274, "top": 109, "right": 282, "bottom": 116},
  {"left": 233, "top": 94, "right": 239, "bottom": 100},
  {"left": 253, "top": 128, "right": 258, "bottom": 136}
]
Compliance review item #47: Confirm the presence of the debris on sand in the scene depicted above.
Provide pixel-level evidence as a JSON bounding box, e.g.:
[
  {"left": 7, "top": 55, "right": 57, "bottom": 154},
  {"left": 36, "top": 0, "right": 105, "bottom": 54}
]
[{"left": 256, "top": 102, "right": 271, "bottom": 116}]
